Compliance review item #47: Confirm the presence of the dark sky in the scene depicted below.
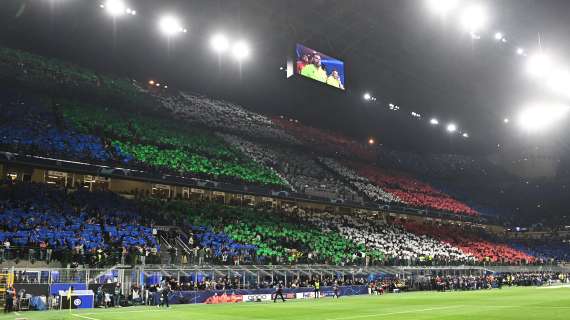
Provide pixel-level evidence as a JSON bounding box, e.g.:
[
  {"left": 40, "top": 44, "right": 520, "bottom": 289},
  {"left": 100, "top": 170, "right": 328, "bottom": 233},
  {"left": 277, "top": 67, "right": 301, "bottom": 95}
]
[{"left": 1, "top": 0, "right": 570, "bottom": 155}]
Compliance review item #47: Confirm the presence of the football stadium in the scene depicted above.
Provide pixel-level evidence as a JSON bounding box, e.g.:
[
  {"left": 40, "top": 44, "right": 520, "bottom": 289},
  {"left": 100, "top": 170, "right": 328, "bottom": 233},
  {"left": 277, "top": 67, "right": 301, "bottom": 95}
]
[{"left": 0, "top": 0, "right": 569, "bottom": 319}]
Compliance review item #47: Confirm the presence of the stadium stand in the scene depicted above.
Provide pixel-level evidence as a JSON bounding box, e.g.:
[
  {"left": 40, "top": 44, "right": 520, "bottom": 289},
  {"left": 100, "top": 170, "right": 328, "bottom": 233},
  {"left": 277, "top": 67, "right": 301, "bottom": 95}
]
[
  {"left": 219, "top": 134, "right": 358, "bottom": 200},
  {"left": 0, "top": 182, "right": 159, "bottom": 267},
  {"left": 401, "top": 221, "right": 535, "bottom": 264},
  {"left": 351, "top": 163, "right": 478, "bottom": 216},
  {"left": 0, "top": 47, "right": 567, "bottom": 269}
]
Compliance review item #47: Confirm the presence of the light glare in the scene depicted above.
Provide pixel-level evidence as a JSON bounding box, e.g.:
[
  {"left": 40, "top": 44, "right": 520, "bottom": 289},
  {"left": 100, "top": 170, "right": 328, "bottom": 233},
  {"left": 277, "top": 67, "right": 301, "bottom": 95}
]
[
  {"left": 546, "top": 69, "right": 570, "bottom": 95},
  {"left": 211, "top": 34, "right": 229, "bottom": 53},
  {"left": 446, "top": 123, "right": 457, "bottom": 132},
  {"left": 104, "top": 0, "right": 126, "bottom": 17},
  {"left": 430, "top": 118, "right": 439, "bottom": 125},
  {"left": 159, "top": 15, "right": 185, "bottom": 37},
  {"left": 426, "top": 0, "right": 459, "bottom": 16},
  {"left": 518, "top": 104, "right": 570, "bottom": 132},
  {"left": 526, "top": 53, "right": 553, "bottom": 78},
  {"left": 460, "top": 5, "right": 487, "bottom": 34},
  {"left": 232, "top": 41, "right": 250, "bottom": 61}
]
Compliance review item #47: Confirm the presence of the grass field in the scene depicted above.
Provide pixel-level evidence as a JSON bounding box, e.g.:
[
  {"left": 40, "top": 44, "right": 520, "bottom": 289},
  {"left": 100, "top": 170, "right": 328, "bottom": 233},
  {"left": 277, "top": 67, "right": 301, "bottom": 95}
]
[{"left": 2, "top": 286, "right": 569, "bottom": 320}]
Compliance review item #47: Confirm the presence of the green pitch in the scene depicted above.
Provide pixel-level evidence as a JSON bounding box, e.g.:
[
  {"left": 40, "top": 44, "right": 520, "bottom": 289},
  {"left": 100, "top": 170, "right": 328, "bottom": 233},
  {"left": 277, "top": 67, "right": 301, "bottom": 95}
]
[{"left": 2, "top": 286, "right": 569, "bottom": 320}]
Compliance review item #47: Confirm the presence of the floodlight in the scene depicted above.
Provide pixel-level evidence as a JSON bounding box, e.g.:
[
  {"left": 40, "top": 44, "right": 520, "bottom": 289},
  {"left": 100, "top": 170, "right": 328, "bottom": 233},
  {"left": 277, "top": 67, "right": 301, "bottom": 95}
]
[
  {"left": 159, "top": 15, "right": 185, "bottom": 37},
  {"left": 494, "top": 32, "right": 503, "bottom": 40},
  {"left": 462, "top": 132, "right": 469, "bottom": 138},
  {"left": 232, "top": 41, "right": 250, "bottom": 61},
  {"left": 368, "top": 138, "right": 375, "bottom": 145},
  {"left": 211, "top": 34, "right": 229, "bottom": 53},
  {"left": 430, "top": 118, "right": 439, "bottom": 125},
  {"left": 460, "top": 5, "right": 487, "bottom": 34},
  {"left": 104, "top": 0, "right": 126, "bottom": 17},
  {"left": 518, "top": 103, "right": 570, "bottom": 132},
  {"left": 426, "top": 0, "right": 459, "bottom": 16},
  {"left": 526, "top": 53, "right": 553, "bottom": 78},
  {"left": 504, "top": 118, "right": 509, "bottom": 123},
  {"left": 363, "top": 93, "right": 372, "bottom": 101},
  {"left": 446, "top": 123, "right": 457, "bottom": 132}
]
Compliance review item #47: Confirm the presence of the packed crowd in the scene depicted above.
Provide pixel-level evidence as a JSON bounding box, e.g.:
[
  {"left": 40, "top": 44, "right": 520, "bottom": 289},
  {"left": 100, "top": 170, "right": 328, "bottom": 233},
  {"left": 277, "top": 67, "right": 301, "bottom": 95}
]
[
  {"left": 152, "top": 90, "right": 298, "bottom": 144},
  {"left": 0, "top": 94, "right": 112, "bottom": 163},
  {"left": 353, "top": 164, "right": 478, "bottom": 216},
  {"left": 219, "top": 134, "right": 358, "bottom": 200},
  {"left": 401, "top": 221, "right": 535, "bottom": 264},
  {"left": 0, "top": 46, "right": 492, "bottom": 220},
  {"left": 0, "top": 47, "right": 146, "bottom": 107},
  {"left": 0, "top": 182, "right": 160, "bottom": 267},
  {"left": 283, "top": 206, "right": 473, "bottom": 265},
  {"left": 1, "top": 180, "right": 566, "bottom": 266},
  {"left": 61, "top": 100, "right": 285, "bottom": 186},
  {"left": 412, "top": 272, "right": 568, "bottom": 291}
]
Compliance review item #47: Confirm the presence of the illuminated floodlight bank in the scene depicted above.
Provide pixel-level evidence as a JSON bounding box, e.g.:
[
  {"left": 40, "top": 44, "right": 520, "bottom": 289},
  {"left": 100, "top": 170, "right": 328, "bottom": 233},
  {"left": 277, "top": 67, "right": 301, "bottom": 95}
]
[
  {"left": 101, "top": 0, "right": 135, "bottom": 17},
  {"left": 159, "top": 15, "right": 187, "bottom": 37},
  {"left": 430, "top": 118, "right": 439, "bottom": 125},
  {"left": 211, "top": 34, "right": 229, "bottom": 53},
  {"left": 232, "top": 41, "right": 250, "bottom": 61},
  {"left": 517, "top": 103, "right": 570, "bottom": 132},
  {"left": 446, "top": 123, "right": 457, "bottom": 132},
  {"left": 363, "top": 93, "right": 372, "bottom": 101},
  {"left": 460, "top": 5, "right": 487, "bottom": 34}
]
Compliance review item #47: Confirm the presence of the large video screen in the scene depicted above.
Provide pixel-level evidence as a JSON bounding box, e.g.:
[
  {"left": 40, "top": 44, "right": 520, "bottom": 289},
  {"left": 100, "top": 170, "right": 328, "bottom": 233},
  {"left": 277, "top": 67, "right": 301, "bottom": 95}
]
[{"left": 295, "top": 44, "right": 345, "bottom": 90}]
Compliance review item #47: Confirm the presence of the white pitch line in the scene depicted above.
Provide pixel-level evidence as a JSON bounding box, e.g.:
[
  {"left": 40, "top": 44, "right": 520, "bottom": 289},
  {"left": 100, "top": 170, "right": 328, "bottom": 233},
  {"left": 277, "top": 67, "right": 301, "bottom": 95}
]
[
  {"left": 326, "top": 305, "right": 463, "bottom": 320},
  {"left": 72, "top": 314, "right": 100, "bottom": 320}
]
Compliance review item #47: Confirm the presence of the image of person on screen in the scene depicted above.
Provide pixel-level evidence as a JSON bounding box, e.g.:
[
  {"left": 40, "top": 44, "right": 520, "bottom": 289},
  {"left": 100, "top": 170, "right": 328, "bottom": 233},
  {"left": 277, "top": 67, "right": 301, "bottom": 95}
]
[
  {"left": 326, "top": 69, "right": 344, "bottom": 89},
  {"left": 300, "top": 54, "right": 327, "bottom": 83},
  {"left": 297, "top": 54, "right": 310, "bottom": 74}
]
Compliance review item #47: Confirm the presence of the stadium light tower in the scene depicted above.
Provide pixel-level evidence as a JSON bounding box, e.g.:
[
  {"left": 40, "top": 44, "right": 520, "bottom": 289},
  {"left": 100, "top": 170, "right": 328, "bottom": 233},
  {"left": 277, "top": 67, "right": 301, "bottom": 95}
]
[
  {"left": 159, "top": 15, "right": 187, "bottom": 37},
  {"left": 460, "top": 5, "right": 487, "bottom": 34},
  {"left": 232, "top": 41, "right": 250, "bottom": 61},
  {"left": 211, "top": 34, "right": 229, "bottom": 54},
  {"left": 446, "top": 123, "right": 457, "bottom": 133}
]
